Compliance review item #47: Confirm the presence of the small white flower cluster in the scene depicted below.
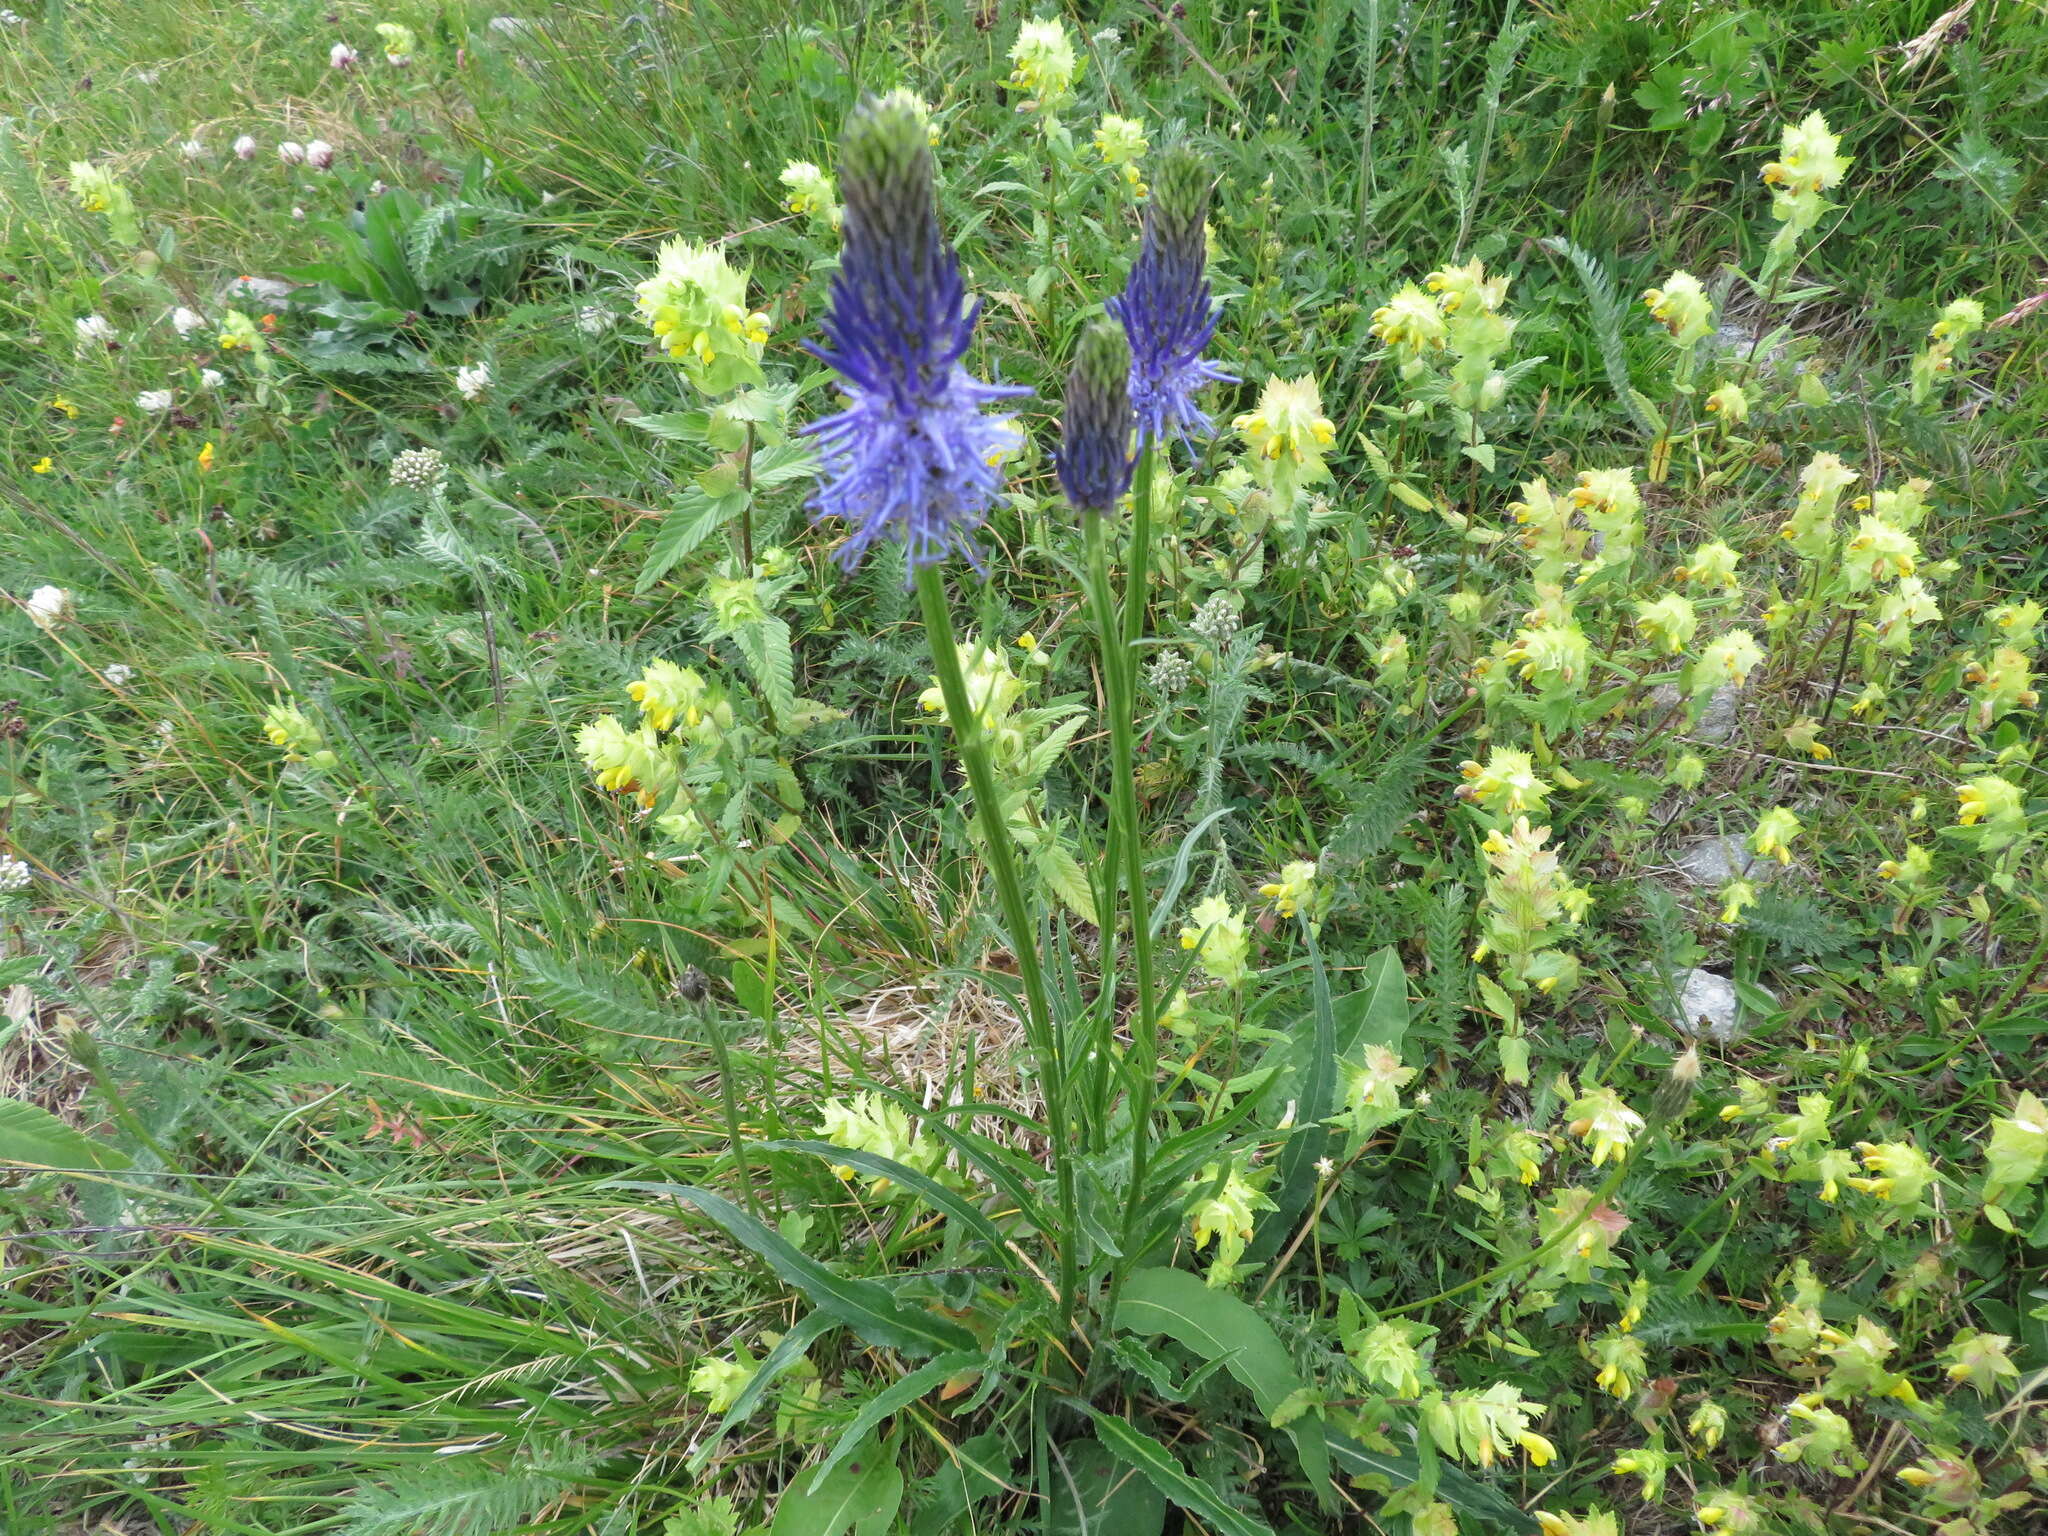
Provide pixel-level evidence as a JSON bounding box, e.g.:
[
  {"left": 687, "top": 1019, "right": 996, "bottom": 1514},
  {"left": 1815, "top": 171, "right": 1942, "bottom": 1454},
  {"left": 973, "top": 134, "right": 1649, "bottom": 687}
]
[
  {"left": 22, "top": 585, "right": 72, "bottom": 631},
  {"left": 389, "top": 447, "right": 448, "bottom": 491},
  {"left": 75, "top": 314, "right": 116, "bottom": 349},
  {"left": 105, "top": 663, "right": 135, "bottom": 686},
  {"left": 0, "top": 857, "right": 32, "bottom": 893},
  {"left": 455, "top": 363, "right": 492, "bottom": 402},
  {"left": 137, "top": 390, "right": 174, "bottom": 414},
  {"left": 330, "top": 41, "right": 358, "bottom": 69}
]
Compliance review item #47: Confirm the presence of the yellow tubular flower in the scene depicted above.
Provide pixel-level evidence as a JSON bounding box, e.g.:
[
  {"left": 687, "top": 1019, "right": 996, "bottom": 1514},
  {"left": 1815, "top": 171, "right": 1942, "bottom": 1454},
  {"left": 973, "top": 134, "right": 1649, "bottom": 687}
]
[
  {"left": 1565, "top": 1084, "right": 1646, "bottom": 1167},
  {"left": 1930, "top": 296, "right": 1985, "bottom": 342},
  {"left": 634, "top": 238, "right": 769, "bottom": 392},
  {"left": 1370, "top": 282, "right": 1450, "bottom": 359},
  {"left": 1675, "top": 539, "right": 1741, "bottom": 590},
  {"left": 1257, "top": 860, "right": 1318, "bottom": 920},
  {"left": 1179, "top": 894, "right": 1251, "bottom": 987},
  {"left": 1635, "top": 592, "right": 1699, "bottom": 655},
  {"left": 1750, "top": 807, "right": 1802, "bottom": 865},
  {"left": 1693, "top": 630, "right": 1763, "bottom": 692},
  {"left": 1457, "top": 747, "right": 1551, "bottom": 817},
  {"left": 1425, "top": 257, "right": 1508, "bottom": 316},
  {"left": 1956, "top": 774, "right": 2022, "bottom": 827},
  {"left": 778, "top": 160, "right": 840, "bottom": 227},
  {"left": 1762, "top": 111, "right": 1850, "bottom": 193},
  {"left": 217, "top": 309, "right": 263, "bottom": 352},
  {"left": 1007, "top": 17, "right": 1079, "bottom": 108},
  {"left": 1642, "top": 270, "right": 1713, "bottom": 347},
  {"left": 1234, "top": 375, "right": 1335, "bottom": 464},
  {"left": 1093, "top": 113, "right": 1149, "bottom": 193},
  {"left": 1703, "top": 382, "right": 1749, "bottom": 424},
  {"left": 1717, "top": 879, "right": 1757, "bottom": 926},
  {"left": 1234, "top": 375, "right": 1336, "bottom": 508},
  {"left": 627, "top": 659, "right": 709, "bottom": 733}
]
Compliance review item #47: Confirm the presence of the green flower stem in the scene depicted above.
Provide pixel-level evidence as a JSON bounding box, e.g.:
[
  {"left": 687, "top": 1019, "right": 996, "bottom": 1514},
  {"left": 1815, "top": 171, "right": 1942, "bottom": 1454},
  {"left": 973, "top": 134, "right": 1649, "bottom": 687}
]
[
  {"left": 913, "top": 563, "right": 1079, "bottom": 1324},
  {"left": 1122, "top": 437, "right": 1158, "bottom": 652},
  {"left": 1084, "top": 500, "right": 1163, "bottom": 1251}
]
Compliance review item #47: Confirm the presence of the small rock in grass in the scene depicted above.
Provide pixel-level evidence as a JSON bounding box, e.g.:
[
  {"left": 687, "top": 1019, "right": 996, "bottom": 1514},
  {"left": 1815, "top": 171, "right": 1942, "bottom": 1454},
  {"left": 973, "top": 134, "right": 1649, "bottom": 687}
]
[
  {"left": 1674, "top": 834, "right": 1778, "bottom": 889},
  {"left": 1665, "top": 967, "right": 1773, "bottom": 1043}
]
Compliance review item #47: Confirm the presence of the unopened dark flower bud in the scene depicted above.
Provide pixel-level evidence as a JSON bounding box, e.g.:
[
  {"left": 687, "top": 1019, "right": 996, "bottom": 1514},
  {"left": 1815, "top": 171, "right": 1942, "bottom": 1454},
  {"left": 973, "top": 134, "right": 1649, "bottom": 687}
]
[
  {"left": 1056, "top": 319, "right": 1134, "bottom": 513},
  {"left": 1148, "top": 145, "right": 1213, "bottom": 263}
]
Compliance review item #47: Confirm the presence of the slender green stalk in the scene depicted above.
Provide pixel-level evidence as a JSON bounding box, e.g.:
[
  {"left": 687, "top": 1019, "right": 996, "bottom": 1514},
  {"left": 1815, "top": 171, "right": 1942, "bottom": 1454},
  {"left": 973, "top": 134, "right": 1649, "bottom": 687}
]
[
  {"left": 1083, "top": 513, "right": 1160, "bottom": 1153},
  {"left": 1101, "top": 448, "right": 1166, "bottom": 1273},
  {"left": 913, "top": 564, "right": 1079, "bottom": 1323}
]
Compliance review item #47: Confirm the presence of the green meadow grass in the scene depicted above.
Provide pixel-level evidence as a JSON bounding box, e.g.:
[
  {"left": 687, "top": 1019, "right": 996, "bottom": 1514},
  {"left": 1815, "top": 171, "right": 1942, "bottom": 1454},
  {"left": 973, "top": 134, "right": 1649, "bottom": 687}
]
[{"left": 2, "top": 2, "right": 2046, "bottom": 1533}]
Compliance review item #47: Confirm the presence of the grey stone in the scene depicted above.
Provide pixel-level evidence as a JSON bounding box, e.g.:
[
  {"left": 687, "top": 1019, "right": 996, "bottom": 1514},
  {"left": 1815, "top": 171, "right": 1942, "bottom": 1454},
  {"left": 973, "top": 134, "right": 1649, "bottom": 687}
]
[
  {"left": 1645, "top": 683, "right": 1742, "bottom": 745},
  {"left": 1665, "top": 967, "right": 1773, "bottom": 1044},
  {"left": 1673, "top": 834, "right": 1778, "bottom": 889},
  {"left": 1694, "top": 686, "right": 1742, "bottom": 744}
]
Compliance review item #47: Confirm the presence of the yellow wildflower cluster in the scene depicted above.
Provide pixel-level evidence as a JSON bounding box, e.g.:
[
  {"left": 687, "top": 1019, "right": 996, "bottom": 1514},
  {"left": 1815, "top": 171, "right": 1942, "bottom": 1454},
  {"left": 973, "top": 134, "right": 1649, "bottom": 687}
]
[
  {"left": 261, "top": 701, "right": 337, "bottom": 771},
  {"left": 1760, "top": 111, "right": 1851, "bottom": 270},
  {"left": 1179, "top": 894, "right": 1250, "bottom": 988},
  {"left": 1186, "top": 1158, "right": 1273, "bottom": 1287},
  {"left": 1006, "top": 17, "right": 1078, "bottom": 111},
  {"left": 1092, "top": 114, "right": 1149, "bottom": 195},
  {"left": 1233, "top": 375, "right": 1336, "bottom": 512},
  {"left": 777, "top": 161, "right": 840, "bottom": 229},
  {"left": 634, "top": 238, "right": 770, "bottom": 393},
  {"left": 1912, "top": 296, "right": 1986, "bottom": 404},
  {"left": 1473, "top": 817, "right": 1589, "bottom": 997}
]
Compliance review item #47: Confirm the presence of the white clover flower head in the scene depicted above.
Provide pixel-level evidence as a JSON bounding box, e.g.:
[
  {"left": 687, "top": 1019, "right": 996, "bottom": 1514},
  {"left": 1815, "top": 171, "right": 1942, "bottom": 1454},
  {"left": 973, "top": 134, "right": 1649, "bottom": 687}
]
[
  {"left": 170, "top": 306, "right": 206, "bottom": 336},
  {"left": 136, "top": 390, "right": 175, "bottom": 414},
  {"left": 329, "top": 41, "right": 359, "bottom": 68},
  {"left": 305, "top": 140, "right": 336, "bottom": 170},
  {"left": 233, "top": 134, "right": 258, "bottom": 160},
  {"left": 291, "top": 205, "right": 306, "bottom": 221},
  {"left": 277, "top": 140, "right": 307, "bottom": 165},
  {"left": 0, "top": 857, "right": 31, "bottom": 893},
  {"left": 199, "top": 367, "right": 225, "bottom": 389},
  {"left": 179, "top": 138, "right": 207, "bottom": 161},
  {"left": 105, "top": 663, "right": 135, "bottom": 686},
  {"left": 24, "top": 586, "right": 73, "bottom": 631},
  {"left": 575, "top": 304, "right": 616, "bottom": 335},
  {"left": 75, "top": 314, "right": 117, "bottom": 348},
  {"left": 455, "top": 362, "right": 492, "bottom": 401},
  {"left": 0, "top": 11, "right": 25, "bottom": 26}
]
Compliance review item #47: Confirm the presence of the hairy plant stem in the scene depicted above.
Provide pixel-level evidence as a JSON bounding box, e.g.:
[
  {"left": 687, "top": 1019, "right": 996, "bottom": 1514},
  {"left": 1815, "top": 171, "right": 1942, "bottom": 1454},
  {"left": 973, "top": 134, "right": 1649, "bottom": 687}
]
[{"left": 913, "top": 564, "right": 1080, "bottom": 1328}]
